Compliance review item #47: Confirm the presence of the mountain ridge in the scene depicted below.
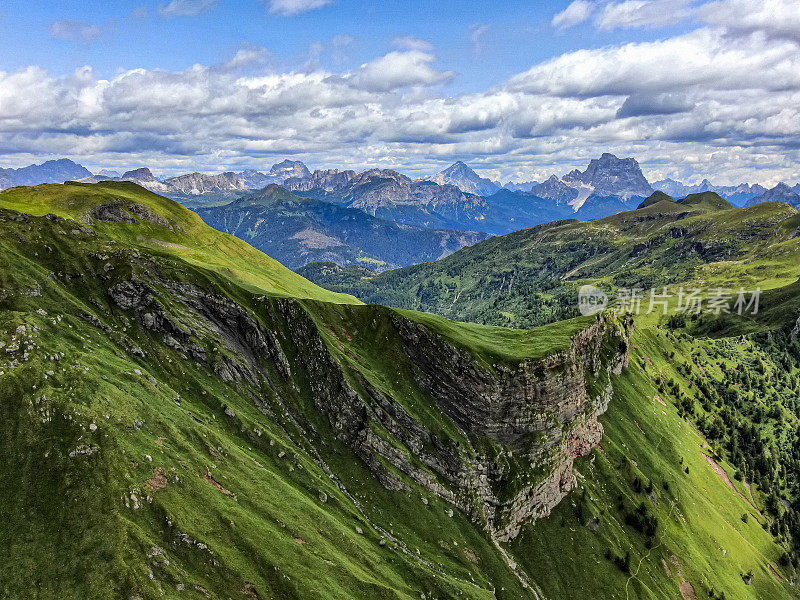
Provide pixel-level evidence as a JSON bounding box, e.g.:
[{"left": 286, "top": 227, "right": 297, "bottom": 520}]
[
  {"left": 196, "top": 184, "right": 490, "bottom": 270},
  {"left": 2, "top": 181, "right": 799, "bottom": 599}
]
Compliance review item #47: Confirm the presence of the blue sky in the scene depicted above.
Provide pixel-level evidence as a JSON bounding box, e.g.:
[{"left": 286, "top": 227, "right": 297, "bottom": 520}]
[
  {"left": 0, "top": 0, "right": 692, "bottom": 92},
  {"left": 0, "top": 0, "right": 798, "bottom": 185}
]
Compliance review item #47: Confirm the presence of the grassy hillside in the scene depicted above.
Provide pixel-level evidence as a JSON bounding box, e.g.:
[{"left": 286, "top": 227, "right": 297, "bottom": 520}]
[
  {"left": 0, "top": 181, "right": 358, "bottom": 303},
  {"left": 2, "top": 182, "right": 798, "bottom": 599},
  {"left": 303, "top": 193, "right": 800, "bottom": 329}
]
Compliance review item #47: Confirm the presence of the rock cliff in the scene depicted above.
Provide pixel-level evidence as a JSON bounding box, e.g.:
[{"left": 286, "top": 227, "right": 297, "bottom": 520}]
[
  {"left": 104, "top": 262, "right": 629, "bottom": 543},
  {"left": 388, "top": 312, "right": 630, "bottom": 540}
]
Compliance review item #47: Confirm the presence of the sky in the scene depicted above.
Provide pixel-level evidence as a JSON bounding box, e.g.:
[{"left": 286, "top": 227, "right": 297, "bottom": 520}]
[{"left": 0, "top": 0, "right": 798, "bottom": 185}]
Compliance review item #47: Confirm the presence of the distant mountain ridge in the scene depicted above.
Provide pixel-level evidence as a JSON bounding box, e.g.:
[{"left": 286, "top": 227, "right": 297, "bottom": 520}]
[
  {"left": 652, "top": 178, "right": 767, "bottom": 207},
  {"left": 164, "top": 171, "right": 249, "bottom": 195},
  {"left": 196, "top": 184, "right": 489, "bottom": 270},
  {"left": 4, "top": 156, "right": 799, "bottom": 235},
  {"left": 530, "top": 175, "right": 580, "bottom": 206},
  {"left": 0, "top": 159, "right": 91, "bottom": 189},
  {"left": 745, "top": 182, "right": 800, "bottom": 209}
]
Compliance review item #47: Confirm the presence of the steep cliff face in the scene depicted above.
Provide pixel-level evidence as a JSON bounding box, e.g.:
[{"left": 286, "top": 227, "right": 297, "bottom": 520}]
[
  {"left": 241, "top": 295, "right": 630, "bottom": 543},
  {"left": 386, "top": 313, "right": 630, "bottom": 541},
  {"left": 103, "top": 262, "right": 629, "bottom": 545}
]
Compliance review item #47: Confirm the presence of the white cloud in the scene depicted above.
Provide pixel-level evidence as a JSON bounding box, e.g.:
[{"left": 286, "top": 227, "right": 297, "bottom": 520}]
[
  {"left": 49, "top": 20, "right": 103, "bottom": 42},
  {"left": 2, "top": 19, "right": 800, "bottom": 185},
  {"left": 697, "top": 0, "right": 800, "bottom": 42},
  {"left": 552, "top": 1, "right": 595, "bottom": 29},
  {"left": 223, "top": 45, "right": 271, "bottom": 70},
  {"left": 331, "top": 34, "right": 354, "bottom": 64},
  {"left": 596, "top": 0, "right": 692, "bottom": 30},
  {"left": 347, "top": 51, "right": 454, "bottom": 92},
  {"left": 506, "top": 28, "right": 800, "bottom": 96},
  {"left": 159, "top": 0, "right": 216, "bottom": 17},
  {"left": 268, "top": 0, "right": 332, "bottom": 16},
  {"left": 392, "top": 36, "right": 434, "bottom": 52}
]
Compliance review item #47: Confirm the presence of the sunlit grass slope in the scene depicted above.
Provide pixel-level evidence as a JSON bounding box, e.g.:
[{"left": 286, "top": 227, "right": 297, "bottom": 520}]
[
  {"left": 512, "top": 325, "right": 799, "bottom": 599},
  {"left": 0, "top": 181, "right": 360, "bottom": 303}
]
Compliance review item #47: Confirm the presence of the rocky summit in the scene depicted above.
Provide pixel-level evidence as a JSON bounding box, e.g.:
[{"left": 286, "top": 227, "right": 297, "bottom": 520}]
[
  {"left": 163, "top": 172, "right": 249, "bottom": 195},
  {"left": 567, "top": 153, "right": 653, "bottom": 200},
  {"left": 427, "top": 161, "right": 501, "bottom": 196}
]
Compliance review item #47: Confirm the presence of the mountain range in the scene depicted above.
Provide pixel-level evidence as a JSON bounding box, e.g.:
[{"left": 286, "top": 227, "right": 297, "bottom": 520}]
[
  {"left": 745, "top": 182, "right": 800, "bottom": 209},
  {"left": 304, "top": 190, "right": 780, "bottom": 328},
  {"left": 3, "top": 179, "right": 800, "bottom": 599},
  {"left": 197, "top": 184, "right": 489, "bottom": 271},
  {"left": 3, "top": 155, "right": 800, "bottom": 274},
  {"left": 4, "top": 155, "right": 798, "bottom": 218},
  {"left": 652, "top": 178, "right": 769, "bottom": 207}
]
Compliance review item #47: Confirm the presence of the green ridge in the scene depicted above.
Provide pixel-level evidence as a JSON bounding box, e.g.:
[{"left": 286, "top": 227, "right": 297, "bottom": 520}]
[{"left": 2, "top": 181, "right": 799, "bottom": 599}]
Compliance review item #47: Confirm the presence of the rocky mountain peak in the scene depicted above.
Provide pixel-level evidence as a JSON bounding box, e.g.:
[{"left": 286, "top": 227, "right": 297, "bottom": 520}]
[
  {"left": 427, "top": 161, "right": 500, "bottom": 197},
  {"left": 284, "top": 168, "right": 357, "bottom": 193},
  {"left": 268, "top": 160, "right": 311, "bottom": 180},
  {"left": 530, "top": 175, "right": 580, "bottom": 205},
  {"left": 163, "top": 171, "right": 248, "bottom": 195},
  {"left": 570, "top": 153, "right": 653, "bottom": 199},
  {"left": 121, "top": 167, "right": 156, "bottom": 182}
]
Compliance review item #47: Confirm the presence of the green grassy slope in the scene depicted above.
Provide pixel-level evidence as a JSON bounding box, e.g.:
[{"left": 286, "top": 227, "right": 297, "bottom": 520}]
[
  {"left": 0, "top": 181, "right": 358, "bottom": 303},
  {"left": 1, "top": 182, "right": 617, "bottom": 599},
  {"left": 303, "top": 196, "right": 800, "bottom": 329},
  {"left": 2, "top": 182, "right": 798, "bottom": 600}
]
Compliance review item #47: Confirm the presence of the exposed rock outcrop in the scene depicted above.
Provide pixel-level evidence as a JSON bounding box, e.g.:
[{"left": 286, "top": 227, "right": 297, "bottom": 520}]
[
  {"left": 105, "top": 266, "right": 629, "bottom": 544},
  {"left": 389, "top": 312, "right": 629, "bottom": 540}
]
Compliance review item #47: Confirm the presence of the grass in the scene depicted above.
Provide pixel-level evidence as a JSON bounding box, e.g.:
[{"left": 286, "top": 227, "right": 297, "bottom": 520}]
[
  {"left": 511, "top": 326, "right": 796, "bottom": 599},
  {"left": 2, "top": 181, "right": 799, "bottom": 599},
  {"left": 394, "top": 309, "right": 595, "bottom": 366},
  {"left": 0, "top": 181, "right": 360, "bottom": 304},
  {"left": 307, "top": 196, "right": 800, "bottom": 330}
]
